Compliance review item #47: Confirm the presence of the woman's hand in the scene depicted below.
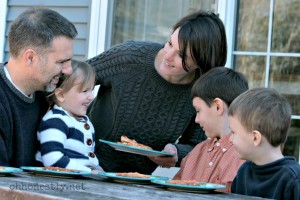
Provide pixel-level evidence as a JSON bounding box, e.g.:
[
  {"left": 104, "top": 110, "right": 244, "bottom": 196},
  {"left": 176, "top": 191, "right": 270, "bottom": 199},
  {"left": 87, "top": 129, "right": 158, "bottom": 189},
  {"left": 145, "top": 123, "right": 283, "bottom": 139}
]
[{"left": 148, "top": 144, "right": 178, "bottom": 168}]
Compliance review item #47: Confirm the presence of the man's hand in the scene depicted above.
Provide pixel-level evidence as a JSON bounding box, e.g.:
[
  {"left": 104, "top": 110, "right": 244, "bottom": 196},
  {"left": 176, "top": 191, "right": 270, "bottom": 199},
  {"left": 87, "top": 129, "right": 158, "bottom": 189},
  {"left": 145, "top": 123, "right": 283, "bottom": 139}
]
[{"left": 148, "top": 144, "right": 178, "bottom": 168}]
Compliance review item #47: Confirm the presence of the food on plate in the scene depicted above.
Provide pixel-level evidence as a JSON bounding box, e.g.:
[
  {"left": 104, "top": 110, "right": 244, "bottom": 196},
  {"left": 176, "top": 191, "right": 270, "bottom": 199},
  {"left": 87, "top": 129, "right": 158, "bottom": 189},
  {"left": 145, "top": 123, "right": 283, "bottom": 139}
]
[
  {"left": 0, "top": 167, "right": 5, "bottom": 170},
  {"left": 43, "top": 166, "right": 80, "bottom": 173},
  {"left": 118, "top": 135, "right": 153, "bottom": 150},
  {"left": 116, "top": 172, "right": 151, "bottom": 178},
  {"left": 168, "top": 180, "right": 206, "bottom": 186}
]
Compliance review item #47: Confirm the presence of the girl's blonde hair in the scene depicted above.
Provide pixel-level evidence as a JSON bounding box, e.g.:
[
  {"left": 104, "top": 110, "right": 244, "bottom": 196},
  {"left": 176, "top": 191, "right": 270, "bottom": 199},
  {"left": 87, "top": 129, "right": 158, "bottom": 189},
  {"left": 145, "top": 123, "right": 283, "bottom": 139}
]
[{"left": 47, "top": 60, "right": 96, "bottom": 107}]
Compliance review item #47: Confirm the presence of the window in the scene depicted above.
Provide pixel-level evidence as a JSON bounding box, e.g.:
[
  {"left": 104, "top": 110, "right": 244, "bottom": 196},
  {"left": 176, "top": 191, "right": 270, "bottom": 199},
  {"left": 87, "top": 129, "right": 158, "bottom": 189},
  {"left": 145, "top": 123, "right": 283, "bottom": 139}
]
[
  {"left": 232, "top": 0, "right": 300, "bottom": 161},
  {"left": 110, "top": 0, "right": 217, "bottom": 46}
]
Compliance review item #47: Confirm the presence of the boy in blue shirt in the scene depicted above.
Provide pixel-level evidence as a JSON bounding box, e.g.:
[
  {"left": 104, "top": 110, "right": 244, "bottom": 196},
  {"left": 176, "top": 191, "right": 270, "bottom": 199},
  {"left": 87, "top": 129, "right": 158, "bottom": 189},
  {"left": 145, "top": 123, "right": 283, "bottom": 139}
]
[{"left": 229, "top": 88, "right": 300, "bottom": 199}]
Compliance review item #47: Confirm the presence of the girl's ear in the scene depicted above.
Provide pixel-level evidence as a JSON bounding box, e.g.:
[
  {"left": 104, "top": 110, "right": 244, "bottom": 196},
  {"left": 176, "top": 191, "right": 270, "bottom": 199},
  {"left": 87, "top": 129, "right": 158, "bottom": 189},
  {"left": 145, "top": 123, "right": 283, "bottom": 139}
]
[
  {"left": 252, "top": 130, "right": 262, "bottom": 146},
  {"left": 213, "top": 97, "right": 225, "bottom": 114},
  {"left": 55, "top": 88, "right": 65, "bottom": 103}
]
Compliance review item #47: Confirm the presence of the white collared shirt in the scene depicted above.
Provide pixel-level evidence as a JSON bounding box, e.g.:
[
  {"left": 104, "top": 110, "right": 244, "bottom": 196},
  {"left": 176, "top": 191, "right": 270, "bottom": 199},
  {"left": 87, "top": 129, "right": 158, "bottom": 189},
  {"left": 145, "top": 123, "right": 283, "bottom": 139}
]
[{"left": 4, "top": 65, "right": 33, "bottom": 98}]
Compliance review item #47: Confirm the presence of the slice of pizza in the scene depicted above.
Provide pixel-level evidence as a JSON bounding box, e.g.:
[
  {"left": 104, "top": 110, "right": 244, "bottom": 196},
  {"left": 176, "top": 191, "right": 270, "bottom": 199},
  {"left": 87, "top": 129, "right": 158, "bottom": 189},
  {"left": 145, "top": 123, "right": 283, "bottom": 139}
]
[
  {"left": 118, "top": 135, "right": 153, "bottom": 150},
  {"left": 115, "top": 172, "right": 150, "bottom": 178},
  {"left": 43, "top": 166, "right": 81, "bottom": 173},
  {"left": 168, "top": 179, "right": 206, "bottom": 186}
]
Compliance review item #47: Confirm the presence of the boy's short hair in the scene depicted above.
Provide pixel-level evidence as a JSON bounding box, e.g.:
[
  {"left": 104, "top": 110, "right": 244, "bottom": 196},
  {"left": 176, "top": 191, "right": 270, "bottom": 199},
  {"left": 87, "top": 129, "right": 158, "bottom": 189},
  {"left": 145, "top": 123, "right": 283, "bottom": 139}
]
[
  {"left": 191, "top": 67, "right": 249, "bottom": 107},
  {"left": 228, "top": 88, "right": 292, "bottom": 147}
]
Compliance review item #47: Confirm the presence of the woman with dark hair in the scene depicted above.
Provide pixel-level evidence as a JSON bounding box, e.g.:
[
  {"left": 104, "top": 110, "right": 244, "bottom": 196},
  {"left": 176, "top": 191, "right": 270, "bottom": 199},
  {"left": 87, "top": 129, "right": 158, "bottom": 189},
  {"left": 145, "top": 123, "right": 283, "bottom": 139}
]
[{"left": 86, "top": 10, "right": 227, "bottom": 174}]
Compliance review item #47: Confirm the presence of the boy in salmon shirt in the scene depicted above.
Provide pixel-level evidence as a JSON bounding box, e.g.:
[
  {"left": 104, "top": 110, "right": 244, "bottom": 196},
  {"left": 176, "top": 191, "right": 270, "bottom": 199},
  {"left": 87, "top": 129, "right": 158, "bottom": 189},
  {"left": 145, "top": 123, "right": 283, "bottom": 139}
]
[{"left": 173, "top": 67, "right": 248, "bottom": 192}]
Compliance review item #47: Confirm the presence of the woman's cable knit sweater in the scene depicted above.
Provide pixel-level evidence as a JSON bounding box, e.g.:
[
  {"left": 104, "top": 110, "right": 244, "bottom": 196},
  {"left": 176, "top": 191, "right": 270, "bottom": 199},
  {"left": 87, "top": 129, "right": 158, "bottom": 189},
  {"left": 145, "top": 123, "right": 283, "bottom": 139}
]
[{"left": 86, "top": 41, "right": 206, "bottom": 174}]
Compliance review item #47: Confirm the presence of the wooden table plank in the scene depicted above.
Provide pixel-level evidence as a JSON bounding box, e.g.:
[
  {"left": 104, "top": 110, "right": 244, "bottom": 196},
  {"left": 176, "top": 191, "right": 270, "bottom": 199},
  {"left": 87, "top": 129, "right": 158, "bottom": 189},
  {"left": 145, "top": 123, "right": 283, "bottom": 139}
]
[{"left": 0, "top": 173, "right": 268, "bottom": 200}]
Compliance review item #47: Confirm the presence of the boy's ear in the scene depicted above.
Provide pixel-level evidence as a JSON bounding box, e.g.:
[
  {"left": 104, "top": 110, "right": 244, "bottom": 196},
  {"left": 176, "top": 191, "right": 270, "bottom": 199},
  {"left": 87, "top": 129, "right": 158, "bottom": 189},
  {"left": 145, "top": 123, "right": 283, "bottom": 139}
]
[
  {"left": 55, "top": 88, "right": 65, "bottom": 103},
  {"left": 213, "top": 98, "right": 225, "bottom": 114},
  {"left": 252, "top": 130, "right": 262, "bottom": 146}
]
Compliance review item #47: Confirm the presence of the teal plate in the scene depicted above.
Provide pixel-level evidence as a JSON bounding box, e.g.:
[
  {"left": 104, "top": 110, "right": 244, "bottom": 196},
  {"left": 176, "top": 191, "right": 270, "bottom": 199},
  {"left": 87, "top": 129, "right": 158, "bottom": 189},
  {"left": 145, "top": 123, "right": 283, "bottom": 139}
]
[
  {"left": 0, "top": 166, "right": 23, "bottom": 175},
  {"left": 151, "top": 180, "right": 226, "bottom": 193},
  {"left": 99, "top": 139, "right": 175, "bottom": 157},
  {"left": 98, "top": 172, "right": 169, "bottom": 184},
  {"left": 20, "top": 166, "right": 91, "bottom": 178}
]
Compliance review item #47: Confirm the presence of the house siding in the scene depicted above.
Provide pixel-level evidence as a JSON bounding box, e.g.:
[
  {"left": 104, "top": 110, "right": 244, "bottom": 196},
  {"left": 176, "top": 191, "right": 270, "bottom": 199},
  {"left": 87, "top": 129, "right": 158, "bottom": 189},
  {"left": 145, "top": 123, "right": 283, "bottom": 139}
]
[{"left": 3, "top": 0, "right": 92, "bottom": 62}]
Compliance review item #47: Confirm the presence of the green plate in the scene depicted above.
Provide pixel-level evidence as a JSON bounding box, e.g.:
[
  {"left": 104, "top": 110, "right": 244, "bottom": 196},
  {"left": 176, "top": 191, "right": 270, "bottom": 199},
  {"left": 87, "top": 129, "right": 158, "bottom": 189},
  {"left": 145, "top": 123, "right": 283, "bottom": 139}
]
[
  {"left": 98, "top": 172, "right": 169, "bottom": 184},
  {"left": 0, "top": 166, "right": 23, "bottom": 175},
  {"left": 20, "top": 166, "right": 91, "bottom": 178},
  {"left": 99, "top": 139, "right": 175, "bottom": 157},
  {"left": 151, "top": 180, "right": 226, "bottom": 192}
]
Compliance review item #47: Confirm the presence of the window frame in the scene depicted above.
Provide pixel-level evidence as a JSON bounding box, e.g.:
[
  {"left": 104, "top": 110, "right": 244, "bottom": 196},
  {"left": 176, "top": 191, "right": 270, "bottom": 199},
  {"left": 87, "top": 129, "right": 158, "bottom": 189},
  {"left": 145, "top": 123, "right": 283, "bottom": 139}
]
[
  {"left": 0, "top": 0, "right": 8, "bottom": 62},
  {"left": 221, "top": 0, "right": 300, "bottom": 120}
]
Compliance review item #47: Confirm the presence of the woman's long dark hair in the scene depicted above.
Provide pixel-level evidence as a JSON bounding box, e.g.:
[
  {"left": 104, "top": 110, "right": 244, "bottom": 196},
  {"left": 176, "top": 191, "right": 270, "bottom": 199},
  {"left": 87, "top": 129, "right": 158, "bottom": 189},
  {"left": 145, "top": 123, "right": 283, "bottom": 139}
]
[{"left": 173, "top": 10, "right": 227, "bottom": 75}]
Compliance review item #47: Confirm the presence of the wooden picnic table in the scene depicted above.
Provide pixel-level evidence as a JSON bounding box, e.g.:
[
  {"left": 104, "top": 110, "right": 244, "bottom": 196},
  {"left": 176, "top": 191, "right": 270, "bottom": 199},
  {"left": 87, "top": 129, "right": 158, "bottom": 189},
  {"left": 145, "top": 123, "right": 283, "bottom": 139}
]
[{"left": 0, "top": 172, "right": 268, "bottom": 200}]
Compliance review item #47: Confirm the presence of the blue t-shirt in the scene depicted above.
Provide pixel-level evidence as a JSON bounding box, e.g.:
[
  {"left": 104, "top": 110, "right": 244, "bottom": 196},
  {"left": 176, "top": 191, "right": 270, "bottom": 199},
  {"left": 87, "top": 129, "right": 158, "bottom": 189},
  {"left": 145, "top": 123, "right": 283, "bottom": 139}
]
[{"left": 231, "top": 156, "right": 300, "bottom": 200}]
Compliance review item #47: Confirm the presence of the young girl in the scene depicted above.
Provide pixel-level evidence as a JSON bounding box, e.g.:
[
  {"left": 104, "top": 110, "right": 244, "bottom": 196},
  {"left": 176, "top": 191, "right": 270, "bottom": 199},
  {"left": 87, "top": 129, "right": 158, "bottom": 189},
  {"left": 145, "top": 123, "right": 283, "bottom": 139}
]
[{"left": 35, "top": 60, "right": 103, "bottom": 172}]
